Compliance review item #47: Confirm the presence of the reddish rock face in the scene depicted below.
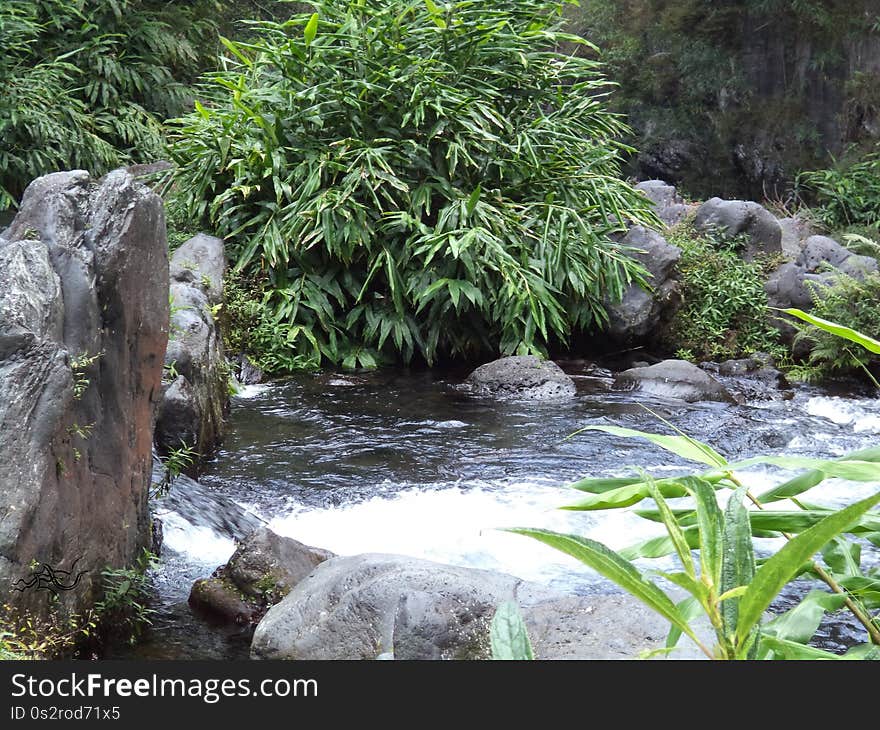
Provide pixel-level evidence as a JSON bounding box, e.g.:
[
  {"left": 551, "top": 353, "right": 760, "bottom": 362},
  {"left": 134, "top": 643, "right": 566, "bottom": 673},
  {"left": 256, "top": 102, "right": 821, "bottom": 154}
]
[{"left": 0, "top": 170, "right": 169, "bottom": 619}]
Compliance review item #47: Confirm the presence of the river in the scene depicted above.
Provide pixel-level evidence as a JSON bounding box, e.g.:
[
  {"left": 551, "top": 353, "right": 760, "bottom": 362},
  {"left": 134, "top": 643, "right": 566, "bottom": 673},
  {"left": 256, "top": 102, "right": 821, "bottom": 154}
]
[{"left": 111, "top": 362, "right": 880, "bottom": 659}]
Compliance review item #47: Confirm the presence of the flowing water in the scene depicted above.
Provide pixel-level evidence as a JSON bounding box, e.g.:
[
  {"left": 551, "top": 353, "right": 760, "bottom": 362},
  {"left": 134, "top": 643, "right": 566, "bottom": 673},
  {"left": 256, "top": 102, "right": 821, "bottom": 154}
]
[{"left": 115, "top": 364, "right": 880, "bottom": 659}]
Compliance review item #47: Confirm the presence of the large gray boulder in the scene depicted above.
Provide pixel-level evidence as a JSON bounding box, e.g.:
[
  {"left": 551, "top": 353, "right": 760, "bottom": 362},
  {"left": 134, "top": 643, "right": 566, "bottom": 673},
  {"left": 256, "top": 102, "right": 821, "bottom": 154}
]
[
  {"left": 155, "top": 233, "right": 229, "bottom": 464},
  {"left": 635, "top": 180, "right": 690, "bottom": 228},
  {"left": 605, "top": 226, "right": 682, "bottom": 343},
  {"left": 797, "top": 235, "right": 877, "bottom": 277},
  {"left": 694, "top": 197, "right": 782, "bottom": 260},
  {"left": 250, "top": 553, "right": 699, "bottom": 660},
  {"left": 765, "top": 234, "right": 878, "bottom": 345},
  {"left": 463, "top": 356, "right": 576, "bottom": 400},
  {"left": 778, "top": 215, "right": 816, "bottom": 260},
  {"left": 612, "top": 359, "right": 735, "bottom": 403},
  {"left": 0, "top": 170, "right": 168, "bottom": 617}
]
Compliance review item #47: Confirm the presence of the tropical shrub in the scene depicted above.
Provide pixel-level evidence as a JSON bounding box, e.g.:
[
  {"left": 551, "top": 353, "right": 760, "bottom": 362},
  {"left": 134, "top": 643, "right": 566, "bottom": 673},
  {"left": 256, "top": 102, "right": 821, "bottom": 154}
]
[
  {"left": 796, "top": 146, "right": 880, "bottom": 230},
  {"left": 664, "top": 222, "right": 782, "bottom": 361},
  {"left": 170, "top": 0, "right": 658, "bottom": 368},
  {"left": 789, "top": 268, "right": 880, "bottom": 381},
  {"left": 0, "top": 0, "right": 223, "bottom": 208}
]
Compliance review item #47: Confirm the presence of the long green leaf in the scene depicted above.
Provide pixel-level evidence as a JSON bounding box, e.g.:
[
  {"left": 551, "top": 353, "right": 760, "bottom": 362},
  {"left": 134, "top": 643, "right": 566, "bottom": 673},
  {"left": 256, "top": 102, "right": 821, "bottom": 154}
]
[
  {"left": 780, "top": 308, "right": 880, "bottom": 354},
  {"left": 573, "top": 425, "right": 727, "bottom": 468},
  {"left": 303, "top": 13, "right": 319, "bottom": 46},
  {"left": 728, "top": 456, "right": 880, "bottom": 482},
  {"left": 838, "top": 576, "right": 880, "bottom": 609},
  {"left": 507, "top": 528, "right": 697, "bottom": 644},
  {"left": 758, "top": 445, "right": 880, "bottom": 503},
  {"left": 649, "top": 481, "right": 695, "bottom": 580},
  {"left": 759, "top": 635, "right": 842, "bottom": 660},
  {"left": 736, "top": 491, "right": 880, "bottom": 644},
  {"left": 721, "top": 489, "right": 755, "bottom": 643},
  {"left": 563, "top": 478, "right": 689, "bottom": 511},
  {"left": 666, "top": 596, "right": 704, "bottom": 651},
  {"left": 490, "top": 601, "right": 534, "bottom": 660},
  {"left": 686, "top": 478, "right": 724, "bottom": 589},
  {"left": 763, "top": 590, "right": 847, "bottom": 650}
]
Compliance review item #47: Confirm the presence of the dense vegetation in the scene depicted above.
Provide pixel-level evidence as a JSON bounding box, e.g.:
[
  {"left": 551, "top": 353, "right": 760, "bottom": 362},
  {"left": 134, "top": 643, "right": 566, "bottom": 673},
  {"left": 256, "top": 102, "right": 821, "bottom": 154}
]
[
  {"left": 170, "top": 0, "right": 657, "bottom": 369},
  {"left": 797, "top": 147, "right": 880, "bottom": 234},
  {"left": 0, "top": 0, "right": 227, "bottom": 208},
  {"left": 664, "top": 222, "right": 782, "bottom": 361}
]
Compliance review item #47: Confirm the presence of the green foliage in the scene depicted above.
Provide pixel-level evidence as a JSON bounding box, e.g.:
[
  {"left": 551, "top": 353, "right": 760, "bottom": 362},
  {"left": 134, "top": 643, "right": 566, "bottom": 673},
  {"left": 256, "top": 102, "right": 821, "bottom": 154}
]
[
  {"left": 170, "top": 0, "right": 659, "bottom": 368},
  {"left": 0, "top": 602, "right": 97, "bottom": 660},
  {"left": 69, "top": 351, "right": 103, "bottom": 400},
  {"left": 796, "top": 147, "right": 880, "bottom": 230},
  {"left": 787, "top": 270, "right": 880, "bottom": 379},
  {"left": 664, "top": 222, "right": 782, "bottom": 360},
  {"left": 94, "top": 549, "right": 157, "bottom": 646},
  {"left": 490, "top": 602, "right": 534, "bottom": 660},
  {"left": 513, "top": 423, "right": 880, "bottom": 659},
  {"left": 512, "top": 322, "right": 880, "bottom": 658},
  {"left": 0, "top": 0, "right": 224, "bottom": 209},
  {"left": 221, "top": 269, "right": 321, "bottom": 373},
  {"left": 152, "top": 442, "right": 199, "bottom": 498}
]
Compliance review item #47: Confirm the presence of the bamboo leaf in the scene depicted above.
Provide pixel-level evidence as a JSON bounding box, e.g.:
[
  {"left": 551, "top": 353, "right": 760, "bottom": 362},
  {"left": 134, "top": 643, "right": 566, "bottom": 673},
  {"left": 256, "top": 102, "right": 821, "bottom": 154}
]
[
  {"left": 729, "top": 456, "right": 880, "bottom": 482},
  {"left": 779, "top": 308, "right": 880, "bottom": 354},
  {"left": 562, "top": 478, "right": 689, "bottom": 511},
  {"left": 573, "top": 425, "right": 727, "bottom": 468},
  {"left": 686, "top": 478, "right": 724, "bottom": 589},
  {"left": 649, "top": 480, "right": 695, "bottom": 580},
  {"left": 304, "top": 13, "right": 319, "bottom": 46},
  {"left": 720, "top": 488, "right": 755, "bottom": 643},
  {"left": 490, "top": 601, "right": 534, "bottom": 660},
  {"left": 762, "top": 590, "right": 847, "bottom": 648},
  {"left": 759, "top": 635, "right": 842, "bottom": 660},
  {"left": 506, "top": 528, "right": 698, "bottom": 643},
  {"left": 736, "top": 491, "right": 880, "bottom": 644},
  {"left": 666, "top": 597, "right": 704, "bottom": 651}
]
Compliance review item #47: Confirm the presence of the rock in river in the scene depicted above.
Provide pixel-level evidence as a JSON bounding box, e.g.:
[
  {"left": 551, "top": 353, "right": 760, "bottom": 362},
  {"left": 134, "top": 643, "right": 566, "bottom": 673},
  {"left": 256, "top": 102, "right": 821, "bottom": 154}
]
[
  {"left": 613, "top": 359, "right": 734, "bottom": 403},
  {"left": 250, "top": 553, "right": 700, "bottom": 660},
  {"left": 463, "top": 355, "right": 576, "bottom": 400}
]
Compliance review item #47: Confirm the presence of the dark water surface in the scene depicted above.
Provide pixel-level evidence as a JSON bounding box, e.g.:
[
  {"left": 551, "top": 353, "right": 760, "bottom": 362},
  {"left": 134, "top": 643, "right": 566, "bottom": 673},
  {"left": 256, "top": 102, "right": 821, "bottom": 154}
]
[{"left": 112, "top": 365, "right": 880, "bottom": 659}]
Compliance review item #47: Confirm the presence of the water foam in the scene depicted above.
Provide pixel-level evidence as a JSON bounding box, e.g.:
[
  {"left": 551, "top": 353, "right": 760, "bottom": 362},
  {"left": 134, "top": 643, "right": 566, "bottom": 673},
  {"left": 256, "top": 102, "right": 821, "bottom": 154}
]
[
  {"left": 806, "top": 396, "right": 880, "bottom": 433},
  {"left": 267, "top": 481, "right": 668, "bottom": 589},
  {"left": 160, "top": 511, "right": 237, "bottom": 566}
]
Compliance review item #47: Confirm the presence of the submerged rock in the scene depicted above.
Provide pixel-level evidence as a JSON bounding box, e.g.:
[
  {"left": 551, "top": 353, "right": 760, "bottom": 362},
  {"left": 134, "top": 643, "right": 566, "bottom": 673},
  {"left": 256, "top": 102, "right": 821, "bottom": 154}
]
[
  {"left": 0, "top": 169, "right": 168, "bottom": 617},
  {"left": 612, "top": 359, "right": 735, "bottom": 403},
  {"left": 250, "top": 553, "right": 698, "bottom": 660},
  {"left": 463, "top": 355, "right": 576, "bottom": 400},
  {"left": 701, "top": 354, "right": 791, "bottom": 402}
]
